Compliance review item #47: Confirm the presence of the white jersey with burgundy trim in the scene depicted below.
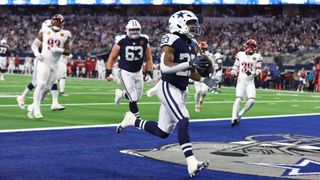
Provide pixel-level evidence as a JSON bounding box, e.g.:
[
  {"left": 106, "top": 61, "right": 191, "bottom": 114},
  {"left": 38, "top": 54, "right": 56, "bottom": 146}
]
[
  {"left": 41, "top": 29, "right": 71, "bottom": 64},
  {"left": 233, "top": 51, "right": 263, "bottom": 81}
]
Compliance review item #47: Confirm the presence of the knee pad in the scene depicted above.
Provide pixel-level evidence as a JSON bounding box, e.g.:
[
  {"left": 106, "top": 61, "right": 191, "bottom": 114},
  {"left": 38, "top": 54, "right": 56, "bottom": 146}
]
[{"left": 235, "top": 97, "right": 242, "bottom": 103}]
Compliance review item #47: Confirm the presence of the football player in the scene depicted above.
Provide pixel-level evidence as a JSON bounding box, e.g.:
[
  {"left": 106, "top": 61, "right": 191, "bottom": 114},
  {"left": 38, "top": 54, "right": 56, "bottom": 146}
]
[
  {"left": 231, "top": 39, "right": 262, "bottom": 127},
  {"left": 212, "top": 52, "right": 223, "bottom": 94},
  {"left": 0, "top": 39, "right": 10, "bottom": 80},
  {"left": 27, "top": 14, "right": 71, "bottom": 119},
  {"left": 16, "top": 19, "right": 65, "bottom": 111},
  {"left": 96, "top": 58, "right": 105, "bottom": 80},
  {"left": 106, "top": 19, "right": 153, "bottom": 120},
  {"left": 116, "top": 10, "right": 218, "bottom": 177},
  {"left": 193, "top": 41, "right": 214, "bottom": 112}
]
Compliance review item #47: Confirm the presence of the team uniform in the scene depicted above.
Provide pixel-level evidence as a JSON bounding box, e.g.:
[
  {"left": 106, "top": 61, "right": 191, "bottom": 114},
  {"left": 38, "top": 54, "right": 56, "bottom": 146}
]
[
  {"left": 17, "top": 19, "right": 66, "bottom": 111},
  {"left": 24, "top": 56, "right": 33, "bottom": 75},
  {"left": 194, "top": 42, "right": 217, "bottom": 112},
  {"left": 0, "top": 41, "right": 9, "bottom": 80},
  {"left": 116, "top": 11, "right": 215, "bottom": 177},
  {"left": 116, "top": 34, "right": 149, "bottom": 103},
  {"left": 213, "top": 52, "right": 223, "bottom": 93},
  {"left": 27, "top": 14, "right": 71, "bottom": 119},
  {"left": 231, "top": 40, "right": 262, "bottom": 127},
  {"left": 7, "top": 55, "right": 15, "bottom": 74},
  {"left": 96, "top": 59, "right": 105, "bottom": 80},
  {"left": 157, "top": 33, "right": 197, "bottom": 131}
]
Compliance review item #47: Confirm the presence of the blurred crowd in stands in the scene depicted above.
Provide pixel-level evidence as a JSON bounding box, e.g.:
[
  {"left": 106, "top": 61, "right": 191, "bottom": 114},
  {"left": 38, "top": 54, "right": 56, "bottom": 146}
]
[{"left": 1, "top": 5, "right": 320, "bottom": 92}]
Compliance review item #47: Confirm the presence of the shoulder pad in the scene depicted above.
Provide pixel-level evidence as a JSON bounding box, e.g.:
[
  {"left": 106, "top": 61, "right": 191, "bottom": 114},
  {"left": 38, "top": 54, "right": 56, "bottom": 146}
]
[
  {"left": 140, "top": 34, "right": 149, "bottom": 41},
  {"left": 115, "top": 35, "right": 126, "bottom": 44},
  {"left": 160, "top": 33, "right": 179, "bottom": 47},
  {"left": 255, "top": 53, "right": 263, "bottom": 61},
  {"left": 63, "top": 30, "right": 72, "bottom": 38}
]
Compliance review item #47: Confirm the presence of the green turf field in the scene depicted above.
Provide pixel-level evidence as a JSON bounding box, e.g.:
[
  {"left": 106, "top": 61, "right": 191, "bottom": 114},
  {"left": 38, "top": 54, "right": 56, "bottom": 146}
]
[{"left": 0, "top": 74, "right": 320, "bottom": 130}]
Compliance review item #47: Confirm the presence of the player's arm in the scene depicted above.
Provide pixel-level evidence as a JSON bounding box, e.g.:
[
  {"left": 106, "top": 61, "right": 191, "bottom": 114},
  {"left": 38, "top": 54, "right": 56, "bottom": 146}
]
[
  {"left": 190, "top": 69, "right": 201, "bottom": 81},
  {"left": 62, "top": 39, "right": 71, "bottom": 56},
  {"left": 106, "top": 44, "right": 120, "bottom": 79},
  {"left": 231, "top": 54, "right": 240, "bottom": 76},
  {"left": 31, "top": 33, "right": 43, "bottom": 58},
  {"left": 145, "top": 44, "right": 153, "bottom": 78},
  {"left": 160, "top": 46, "right": 190, "bottom": 74},
  {"left": 255, "top": 55, "right": 263, "bottom": 76}
]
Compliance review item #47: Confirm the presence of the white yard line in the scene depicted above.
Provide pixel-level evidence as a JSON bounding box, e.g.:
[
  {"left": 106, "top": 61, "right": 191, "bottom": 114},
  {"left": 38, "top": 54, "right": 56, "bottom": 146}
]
[
  {"left": 0, "top": 113, "right": 320, "bottom": 134},
  {"left": 1, "top": 99, "right": 320, "bottom": 108}
]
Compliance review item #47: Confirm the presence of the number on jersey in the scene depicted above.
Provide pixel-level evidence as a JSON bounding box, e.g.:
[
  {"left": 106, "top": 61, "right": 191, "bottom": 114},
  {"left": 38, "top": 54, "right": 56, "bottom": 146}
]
[
  {"left": 241, "top": 62, "right": 253, "bottom": 73},
  {"left": 47, "top": 38, "right": 61, "bottom": 50},
  {"left": 125, "top": 46, "right": 143, "bottom": 61}
]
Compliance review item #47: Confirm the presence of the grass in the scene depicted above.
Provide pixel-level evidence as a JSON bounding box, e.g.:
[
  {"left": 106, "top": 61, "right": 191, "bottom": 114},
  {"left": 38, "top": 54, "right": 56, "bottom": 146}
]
[{"left": 0, "top": 74, "right": 320, "bottom": 130}]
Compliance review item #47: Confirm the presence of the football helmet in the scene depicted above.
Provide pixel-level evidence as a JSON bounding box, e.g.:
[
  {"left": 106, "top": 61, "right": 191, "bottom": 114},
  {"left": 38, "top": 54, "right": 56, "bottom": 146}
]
[
  {"left": 51, "top": 14, "right": 65, "bottom": 31},
  {"left": 244, "top": 39, "right": 257, "bottom": 55},
  {"left": 126, "top": 19, "right": 141, "bottom": 39},
  {"left": 198, "top": 41, "right": 208, "bottom": 51},
  {"left": 0, "top": 39, "right": 7, "bottom": 45},
  {"left": 169, "top": 10, "right": 200, "bottom": 38}
]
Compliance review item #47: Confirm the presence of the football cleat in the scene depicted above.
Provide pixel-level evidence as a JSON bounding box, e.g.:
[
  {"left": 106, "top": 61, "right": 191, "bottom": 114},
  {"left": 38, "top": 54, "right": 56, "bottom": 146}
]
[
  {"left": 195, "top": 104, "right": 201, "bottom": 113},
  {"left": 114, "top": 89, "right": 122, "bottom": 106},
  {"left": 231, "top": 116, "right": 241, "bottom": 127},
  {"left": 116, "top": 111, "right": 136, "bottom": 133},
  {"left": 51, "top": 104, "right": 66, "bottom": 111},
  {"left": 33, "top": 112, "right": 43, "bottom": 119},
  {"left": 16, "top": 95, "right": 25, "bottom": 109},
  {"left": 188, "top": 160, "right": 209, "bottom": 177},
  {"left": 27, "top": 111, "right": 34, "bottom": 119}
]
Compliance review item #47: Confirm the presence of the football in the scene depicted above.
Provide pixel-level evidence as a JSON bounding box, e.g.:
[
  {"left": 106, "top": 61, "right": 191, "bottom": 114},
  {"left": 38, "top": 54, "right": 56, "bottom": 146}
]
[{"left": 196, "top": 55, "right": 213, "bottom": 77}]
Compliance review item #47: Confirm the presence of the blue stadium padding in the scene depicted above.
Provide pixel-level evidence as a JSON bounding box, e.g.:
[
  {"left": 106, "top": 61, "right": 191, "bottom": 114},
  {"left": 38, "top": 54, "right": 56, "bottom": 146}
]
[{"left": 1, "top": 115, "right": 319, "bottom": 179}]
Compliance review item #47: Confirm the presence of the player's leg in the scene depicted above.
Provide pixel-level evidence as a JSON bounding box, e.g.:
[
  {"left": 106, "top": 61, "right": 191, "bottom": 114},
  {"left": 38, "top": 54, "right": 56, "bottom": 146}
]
[
  {"left": 238, "top": 81, "right": 256, "bottom": 118},
  {"left": 58, "top": 61, "right": 67, "bottom": 96},
  {"left": 194, "top": 81, "right": 202, "bottom": 112},
  {"left": 32, "top": 61, "right": 50, "bottom": 118},
  {"left": 231, "top": 81, "right": 245, "bottom": 127},
  {"left": 0, "top": 58, "right": 4, "bottom": 80},
  {"left": 50, "top": 69, "right": 65, "bottom": 111},
  {"left": 159, "top": 81, "right": 208, "bottom": 177}
]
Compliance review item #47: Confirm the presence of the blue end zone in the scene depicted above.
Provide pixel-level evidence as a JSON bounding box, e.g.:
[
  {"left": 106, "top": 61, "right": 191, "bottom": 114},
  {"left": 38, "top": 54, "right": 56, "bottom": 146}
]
[{"left": 0, "top": 115, "right": 319, "bottom": 179}]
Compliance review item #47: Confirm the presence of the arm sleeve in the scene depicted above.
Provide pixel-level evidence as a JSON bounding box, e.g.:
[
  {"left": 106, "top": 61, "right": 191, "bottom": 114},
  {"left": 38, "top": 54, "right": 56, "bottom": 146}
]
[
  {"left": 160, "top": 52, "right": 190, "bottom": 74},
  {"left": 31, "top": 39, "right": 42, "bottom": 57},
  {"left": 232, "top": 53, "right": 240, "bottom": 71}
]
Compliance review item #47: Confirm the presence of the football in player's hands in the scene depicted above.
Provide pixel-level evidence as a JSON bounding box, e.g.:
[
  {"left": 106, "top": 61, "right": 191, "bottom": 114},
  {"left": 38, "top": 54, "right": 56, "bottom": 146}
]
[{"left": 194, "top": 55, "right": 213, "bottom": 77}]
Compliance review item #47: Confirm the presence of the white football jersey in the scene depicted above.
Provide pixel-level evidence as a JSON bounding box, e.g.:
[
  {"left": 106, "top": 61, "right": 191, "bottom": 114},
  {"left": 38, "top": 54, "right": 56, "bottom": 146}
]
[
  {"left": 41, "top": 29, "right": 71, "bottom": 63},
  {"left": 233, "top": 51, "right": 262, "bottom": 81}
]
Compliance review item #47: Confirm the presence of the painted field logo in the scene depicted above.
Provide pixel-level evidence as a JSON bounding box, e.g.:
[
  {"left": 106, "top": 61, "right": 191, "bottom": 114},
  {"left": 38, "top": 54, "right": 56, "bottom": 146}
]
[{"left": 120, "top": 134, "right": 320, "bottom": 179}]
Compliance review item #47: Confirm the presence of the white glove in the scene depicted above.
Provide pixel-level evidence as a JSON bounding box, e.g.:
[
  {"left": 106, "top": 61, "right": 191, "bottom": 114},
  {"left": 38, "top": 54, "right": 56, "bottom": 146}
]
[
  {"left": 51, "top": 46, "right": 64, "bottom": 53},
  {"left": 231, "top": 69, "right": 237, "bottom": 77}
]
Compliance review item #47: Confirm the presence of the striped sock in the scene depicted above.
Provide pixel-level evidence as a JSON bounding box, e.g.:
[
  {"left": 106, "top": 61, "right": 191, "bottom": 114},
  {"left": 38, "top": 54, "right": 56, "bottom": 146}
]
[
  {"left": 178, "top": 118, "right": 193, "bottom": 158},
  {"left": 135, "top": 119, "right": 147, "bottom": 129},
  {"left": 181, "top": 143, "right": 193, "bottom": 158}
]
